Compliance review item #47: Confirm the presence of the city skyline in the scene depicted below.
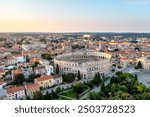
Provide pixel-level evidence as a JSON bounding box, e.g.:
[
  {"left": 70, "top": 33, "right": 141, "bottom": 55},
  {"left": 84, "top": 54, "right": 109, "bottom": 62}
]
[{"left": 1, "top": 0, "right": 150, "bottom": 32}]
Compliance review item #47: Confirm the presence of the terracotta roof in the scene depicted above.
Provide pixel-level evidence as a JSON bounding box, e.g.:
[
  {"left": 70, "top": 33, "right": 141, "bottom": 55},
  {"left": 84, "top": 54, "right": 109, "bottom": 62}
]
[
  {"left": 7, "top": 86, "right": 25, "bottom": 94},
  {"left": 0, "top": 69, "right": 5, "bottom": 73},
  {"left": 52, "top": 74, "right": 62, "bottom": 79},
  {"left": 13, "top": 54, "right": 24, "bottom": 58},
  {"left": 35, "top": 75, "right": 53, "bottom": 82},
  {"left": 25, "top": 83, "right": 39, "bottom": 89},
  {"left": 12, "top": 69, "right": 22, "bottom": 75},
  {"left": 120, "top": 58, "right": 128, "bottom": 61}
]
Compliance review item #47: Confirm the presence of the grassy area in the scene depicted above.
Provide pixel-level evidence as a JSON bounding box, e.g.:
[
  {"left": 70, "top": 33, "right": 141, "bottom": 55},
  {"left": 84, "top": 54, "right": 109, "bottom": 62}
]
[
  {"left": 59, "top": 85, "right": 89, "bottom": 100},
  {"left": 61, "top": 89, "right": 77, "bottom": 99}
]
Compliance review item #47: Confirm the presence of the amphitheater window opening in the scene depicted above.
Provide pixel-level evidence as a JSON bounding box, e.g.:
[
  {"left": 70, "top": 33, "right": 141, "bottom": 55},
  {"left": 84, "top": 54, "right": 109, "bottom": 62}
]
[
  {"left": 89, "top": 68, "right": 91, "bottom": 71},
  {"left": 69, "top": 68, "right": 71, "bottom": 71},
  {"left": 92, "top": 67, "right": 94, "bottom": 71}
]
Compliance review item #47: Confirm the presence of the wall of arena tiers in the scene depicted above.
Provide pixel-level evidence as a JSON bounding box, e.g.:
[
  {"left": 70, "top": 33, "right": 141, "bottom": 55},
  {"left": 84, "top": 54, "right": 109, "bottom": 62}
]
[{"left": 54, "top": 51, "right": 112, "bottom": 79}]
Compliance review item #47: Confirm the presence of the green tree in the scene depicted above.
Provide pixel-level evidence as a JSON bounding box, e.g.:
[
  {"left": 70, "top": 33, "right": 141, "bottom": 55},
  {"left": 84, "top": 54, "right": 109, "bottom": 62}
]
[
  {"left": 101, "top": 79, "right": 105, "bottom": 92},
  {"left": 44, "top": 91, "right": 52, "bottom": 100},
  {"left": 110, "top": 76, "right": 118, "bottom": 84},
  {"left": 93, "top": 73, "right": 102, "bottom": 86},
  {"left": 88, "top": 92, "right": 100, "bottom": 100},
  {"left": 26, "top": 56, "right": 30, "bottom": 62},
  {"left": 32, "top": 61, "right": 40, "bottom": 70},
  {"left": 135, "top": 61, "right": 143, "bottom": 69},
  {"left": 121, "top": 93, "right": 133, "bottom": 100},
  {"left": 55, "top": 87, "right": 62, "bottom": 93},
  {"left": 33, "top": 91, "right": 43, "bottom": 100},
  {"left": 111, "top": 83, "right": 117, "bottom": 95},
  {"left": 73, "top": 83, "right": 83, "bottom": 94},
  {"left": 119, "top": 85, "right": 128, "bottom": 92},
  {"left": 41, "top": 53, "right": 52, "bottom": 60},
  {"left": 86, "top": 81, "right": 94, "bottom": 89},
  {"left": 62, "top": 73, "right": 76, "bottom": 83},
  {"left": 51, "top": 90, "right": 58, "bottom": 99},
  {"left": 116, "top": 71, "right": 122, "bottom": 76},
  {"left": 25, "top": 96, "right": 31, "bottom": 100},
  {"left": 56, "top": 64, "right": 59, "bottom": 74},
  {"left": 26, "top": 73, "right": 38, "bottom": 83},
  {"left": 13, "top": 74, "right": 25, "bottom": 85},
  {"left": 130, "top": 77, "right": 138, "bottom": 89},
  {"left": 140, "top": 92, "right": 150, "bottom": 100},
  {"left": 77, "top": 70, "right": 81, "bottom": 80},
  {"left": 137, "top": 84, "right": 147, "bottom": 93}
]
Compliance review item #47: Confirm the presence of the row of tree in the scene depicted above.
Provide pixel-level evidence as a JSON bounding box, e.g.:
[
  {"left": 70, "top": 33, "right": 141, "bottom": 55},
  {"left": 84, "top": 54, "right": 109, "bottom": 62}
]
[{"left": 88, "top": 72, "right": 150, "bottom": 100}]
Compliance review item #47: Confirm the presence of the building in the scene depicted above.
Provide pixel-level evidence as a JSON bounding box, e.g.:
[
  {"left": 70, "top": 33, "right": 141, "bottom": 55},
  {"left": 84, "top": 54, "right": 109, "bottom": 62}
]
[
  {"left": 25, "top": 83, "right": 40, "bottom": 98},
  {"left": 21, "top": 66, "right": 33, "bottom": 79},
  {"left": 45, "top": 65, "right": 53, "bottom": 75},
  {"left": 14, "top": 55, "right": 26, "bottom": 63},
  {"left": 11, "top": 68, "right": 23, "bottom": 79},
  {"left": 34, "top": 66, "right": 46, "bottom": 75},
  {"left": 83, "top": 34, "right": 91, "bottom": 39},
  {"left": 120, "top": 58, "right": 129, "bottom": 68},
  {"left": 39, "top": 59, "right": 49, "bottom": 66},
  {"left": 0, "top": 69, "right": 5, "bottom": 78},
  {"left": 54, "top": 50, "right": 112, "bottom": 79},
  {"left": 0, "top": 89, "right": 7, "bottom": 100},
  {"left": 34, "top": 75, "right": 55, "bottom": 89},
  {"left": 137, "top": 56, "right": 150, "bottom": 70},
  {"left": 5, "top": 56, "right": 17, "bottom": 66},
  {"left": 52, "top": 74, "right": 63, "bottom": 85},
  {"left": 0, "top": 81, "right": 7, "bottom": 89},
  {"left": 7, "top": 86, "right": 26, "bottom": 100}
]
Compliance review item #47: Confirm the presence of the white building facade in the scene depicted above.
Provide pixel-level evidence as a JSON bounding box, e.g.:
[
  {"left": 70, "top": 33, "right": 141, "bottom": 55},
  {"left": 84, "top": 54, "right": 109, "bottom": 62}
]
[
  {"left": 137, "top": 56, "right": 150, "bottom": 70},
  {"left": 7, "top": 86, "right": 26, "bottom": 100}
]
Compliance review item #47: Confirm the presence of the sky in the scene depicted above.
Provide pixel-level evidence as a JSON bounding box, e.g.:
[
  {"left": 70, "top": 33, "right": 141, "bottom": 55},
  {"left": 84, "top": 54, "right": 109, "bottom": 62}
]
[{"left": 0, "top": 0, "right": 150, "bottom": 32}]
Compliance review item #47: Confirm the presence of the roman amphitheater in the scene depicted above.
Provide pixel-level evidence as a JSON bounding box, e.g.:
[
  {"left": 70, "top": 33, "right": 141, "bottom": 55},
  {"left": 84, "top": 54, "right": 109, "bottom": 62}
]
[{"left": 54, "top": 50, "right": 112, "bottom": 79}]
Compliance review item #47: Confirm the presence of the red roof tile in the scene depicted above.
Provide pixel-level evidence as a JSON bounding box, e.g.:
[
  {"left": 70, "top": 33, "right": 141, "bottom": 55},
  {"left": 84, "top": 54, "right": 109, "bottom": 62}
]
[
  {"left": 25, "top": 83, "right": 39, "bottom": 89},
  {"left": 35, "top": 75, "right": 53, "bottom": 82},
  {"left": 7, "top": 86, "right": 25, "bottom": 94}
]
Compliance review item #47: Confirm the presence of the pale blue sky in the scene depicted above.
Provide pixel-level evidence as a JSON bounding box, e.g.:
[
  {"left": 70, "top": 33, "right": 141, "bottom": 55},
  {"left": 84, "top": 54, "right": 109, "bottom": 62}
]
[{"left": 0, "top": 0, "right": 150, "bottom": 32}]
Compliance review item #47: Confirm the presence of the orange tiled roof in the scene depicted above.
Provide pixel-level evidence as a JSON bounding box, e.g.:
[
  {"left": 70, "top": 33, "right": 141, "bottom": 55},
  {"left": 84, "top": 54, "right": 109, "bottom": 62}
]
[
  {"left": 0, "top": 69, "right": 5, "bottom": 73},
  {"left": 25, "top": 83, "right": 39, "bottom": 89},
  {"left": 35, "top": 75, "right": 53, "bottom": 82},
  {"left": 7, "top": 86, "right": 25, "bottom": 94},
  {"left": 12, "top": 69, "right": 22, "bottom": 75}
]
